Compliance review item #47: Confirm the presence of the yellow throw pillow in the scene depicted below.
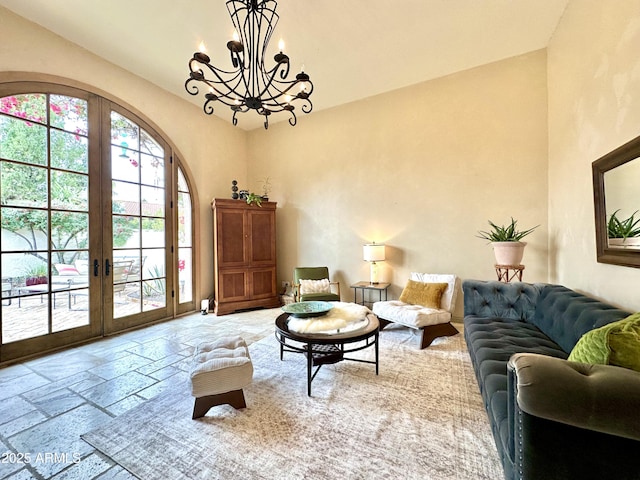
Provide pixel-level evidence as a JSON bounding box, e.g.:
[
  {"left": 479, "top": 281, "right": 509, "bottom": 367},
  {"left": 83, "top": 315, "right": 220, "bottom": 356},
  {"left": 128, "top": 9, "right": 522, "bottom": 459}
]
[{"left": 399, "top": 280, "right": 448, "bottom": 309}]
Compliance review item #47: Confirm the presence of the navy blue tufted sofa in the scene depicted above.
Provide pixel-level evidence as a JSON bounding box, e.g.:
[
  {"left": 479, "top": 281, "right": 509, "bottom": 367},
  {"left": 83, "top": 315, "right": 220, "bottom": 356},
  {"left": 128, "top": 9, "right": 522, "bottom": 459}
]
[{"left": 463, "top": 280, "right": 640, "bottom": 480}]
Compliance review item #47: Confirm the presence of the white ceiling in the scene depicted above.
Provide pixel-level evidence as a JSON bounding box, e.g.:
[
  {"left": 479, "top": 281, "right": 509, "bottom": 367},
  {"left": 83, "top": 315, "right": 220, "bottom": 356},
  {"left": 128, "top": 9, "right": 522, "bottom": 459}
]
[{"left": 0, "top": 0, "right": 568, "bottom": 130}]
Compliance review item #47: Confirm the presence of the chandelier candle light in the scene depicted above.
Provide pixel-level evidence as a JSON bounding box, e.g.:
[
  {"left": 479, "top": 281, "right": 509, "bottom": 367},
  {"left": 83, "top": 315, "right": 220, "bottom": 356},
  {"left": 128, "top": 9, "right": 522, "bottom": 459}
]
[
  {"left": 363, "top": 243, "right": 386, "bottom": 285},
  {"left": 185, "top": 0, "right": 314, "bottom": 129}
]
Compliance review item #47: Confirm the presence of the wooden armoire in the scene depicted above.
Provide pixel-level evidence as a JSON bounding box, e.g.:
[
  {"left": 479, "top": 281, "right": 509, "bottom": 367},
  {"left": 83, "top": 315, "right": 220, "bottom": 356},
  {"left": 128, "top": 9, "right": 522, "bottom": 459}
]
[{"left": 211, "top": 198, "right": 280, "bottom": 315}]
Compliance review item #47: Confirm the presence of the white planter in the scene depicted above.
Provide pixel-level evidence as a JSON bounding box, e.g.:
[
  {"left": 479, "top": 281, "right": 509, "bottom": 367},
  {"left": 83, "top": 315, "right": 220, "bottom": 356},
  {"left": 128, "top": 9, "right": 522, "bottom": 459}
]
[
  {"left": 608, "top": 237, "right": 640, "bottom": 249},
  {"left": 491, "top": 241, "right": 526, "bottom": 265}
]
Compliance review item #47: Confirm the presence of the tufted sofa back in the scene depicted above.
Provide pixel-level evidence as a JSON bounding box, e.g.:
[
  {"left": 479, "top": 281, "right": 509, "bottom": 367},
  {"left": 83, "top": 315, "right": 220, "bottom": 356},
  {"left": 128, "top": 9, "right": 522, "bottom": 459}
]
[
  {"left": 463, "top": 280, "right": 544, "bottom": 322},
  {"left": 531, "top": 284, "right": 630, "bottom": 353},
  {"left": 463, "top": 280, "right": 631, "bottom": 354}
]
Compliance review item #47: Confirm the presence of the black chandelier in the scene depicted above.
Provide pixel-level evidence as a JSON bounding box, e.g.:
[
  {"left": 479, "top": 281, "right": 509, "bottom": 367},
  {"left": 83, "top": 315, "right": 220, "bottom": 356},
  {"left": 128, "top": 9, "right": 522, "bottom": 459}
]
[{"left": 185, "top": 0, "right": 314, "bottom": 129}]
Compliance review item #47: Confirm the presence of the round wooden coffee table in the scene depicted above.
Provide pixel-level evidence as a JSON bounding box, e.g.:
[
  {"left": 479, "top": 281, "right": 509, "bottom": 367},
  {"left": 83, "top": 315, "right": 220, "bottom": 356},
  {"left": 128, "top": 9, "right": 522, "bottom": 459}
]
[{"left": 274, "top": 311, "right": 380, "bottom": 396}]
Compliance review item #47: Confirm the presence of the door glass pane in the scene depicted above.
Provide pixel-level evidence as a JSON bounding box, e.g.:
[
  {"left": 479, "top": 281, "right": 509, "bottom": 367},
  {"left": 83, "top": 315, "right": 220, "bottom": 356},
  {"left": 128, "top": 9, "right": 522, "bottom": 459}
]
[
  {"left": 113, "top": 216, "right": 140, "bottom": 248},
  {"left": 1, "top": 252, "right": 49, "bottom": 343},
  {"left": 50, "top": 95, "right": 88, "bottom": 135},
  {"left": 51, "top": 250, "right": 89, "bottom": 332},
  {"left": 177, "top": 168, "right": 193, "bottom": 304},
  {"left": 141, "top": 186, "right": 164, "bottom": 217},
  {"left": 140, "top": 129, "right": 162, "bottom": 156},
  {"left": 0, "top": 94, "right": 47, "bottom": 168},
  {"left": 1, "top": 163, "right": 48, "bottom": 208},
  {"left": 1, "top": 207, "right": 48, "bottom": 242},
  {"left": 0, "top": 117, "right": 47, "bottom": 165},
  {"left": 112, "top": 181, "right": 140, "bottom": 215},
  {"left": 142, "top": 255, "right": 165, "bottom": 312},
  {"left": 111, "top": 111, "right": 165, "bottom": 319},
  {"left": 51, "top": 171, "right": 88, "bottom": 210},
  {"left": 111, "top": 144, "right": 140, "bottom": 183},
  {"left": 141, "top": 218, "right": 164, "bottom": 248},
  {"left": 1, "top": 93, "right": 47, "bottom": 122},
  {"left": 51, "top": 129, "right": 88, "bottom": 173},
  {"left": 141, "top": 153, "right": 163, "bottom": 186},
  {"left": 178, "top": 247, "right": 192, "bottom": 303},
  {"left": 111, "top": 111, "right": 139, "bottom": 150},
  {"left": 1, "top": 92, "right": 90, "bottom": 348},
  {"left": 50, "top": 212, "right": 89, "bottom": 250}
]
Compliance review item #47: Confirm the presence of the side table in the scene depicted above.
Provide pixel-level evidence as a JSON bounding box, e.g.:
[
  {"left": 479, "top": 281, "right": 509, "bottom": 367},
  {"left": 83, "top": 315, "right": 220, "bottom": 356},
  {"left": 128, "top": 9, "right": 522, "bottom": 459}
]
[
  {"left": 350, "top": 281, "right": 390, "bottom": 307},
  {"left": 495, "top": 264, "right": 524, "bottom": 283}
]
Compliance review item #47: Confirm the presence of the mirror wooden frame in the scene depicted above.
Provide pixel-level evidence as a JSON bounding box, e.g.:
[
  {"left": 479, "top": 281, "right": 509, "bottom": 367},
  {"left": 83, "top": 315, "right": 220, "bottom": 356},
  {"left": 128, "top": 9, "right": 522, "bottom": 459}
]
[{"left": 593, "top": 134, "right": 640, "bottom": 268}]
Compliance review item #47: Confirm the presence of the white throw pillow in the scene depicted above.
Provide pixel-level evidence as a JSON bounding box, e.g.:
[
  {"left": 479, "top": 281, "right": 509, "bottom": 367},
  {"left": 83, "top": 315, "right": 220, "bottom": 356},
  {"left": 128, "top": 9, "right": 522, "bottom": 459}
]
[{"left": 299, "top": 278, "right": 330, "bottom": 295}]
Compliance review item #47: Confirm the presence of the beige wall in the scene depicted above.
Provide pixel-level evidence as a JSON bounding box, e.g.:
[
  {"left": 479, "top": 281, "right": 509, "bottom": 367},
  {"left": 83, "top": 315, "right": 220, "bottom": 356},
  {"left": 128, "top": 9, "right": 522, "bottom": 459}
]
[
  {"left": 8, "top": 1, "right": 639, "bottom": 317},
  {"left": 0, "top": 7, "right": 248, "bottom": 299},
  {"left": 248, "top": 51, "right": 549, "bottom": 317},
  {"left": 548, "top": 0, "right": 640, "bottom": 311}
]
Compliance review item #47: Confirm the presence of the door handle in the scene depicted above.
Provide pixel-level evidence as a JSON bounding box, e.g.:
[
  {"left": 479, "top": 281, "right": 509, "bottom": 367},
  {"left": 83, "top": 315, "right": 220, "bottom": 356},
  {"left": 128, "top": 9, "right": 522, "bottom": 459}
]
[
  {"left": 105, "top": 259, "right": 111, "bottom": 276},
  {"left": 93, "top": 259, "right": 100, "bottom": 277}
]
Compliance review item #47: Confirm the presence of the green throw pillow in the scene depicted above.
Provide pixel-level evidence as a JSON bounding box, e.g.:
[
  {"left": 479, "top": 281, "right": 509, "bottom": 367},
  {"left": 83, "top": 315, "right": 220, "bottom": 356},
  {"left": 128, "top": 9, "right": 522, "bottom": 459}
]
[{"left": 568, "top": 312, "right": 640, "bottom": 372}]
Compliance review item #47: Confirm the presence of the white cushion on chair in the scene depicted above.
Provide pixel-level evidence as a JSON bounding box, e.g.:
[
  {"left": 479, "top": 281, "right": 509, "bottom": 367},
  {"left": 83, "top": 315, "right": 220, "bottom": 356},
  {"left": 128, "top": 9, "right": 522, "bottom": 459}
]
[
  {"left": 372, "top": 300, "right": 451, "bottom": 328},
  {"left": 299, "top": 278, "right": 330, "bottom": 295},
  {"left": 408, "top": 273, "right": 458, "bottom": 312},
  {"left": 372, "top": 273, "right": 459, "bottom": 329}
]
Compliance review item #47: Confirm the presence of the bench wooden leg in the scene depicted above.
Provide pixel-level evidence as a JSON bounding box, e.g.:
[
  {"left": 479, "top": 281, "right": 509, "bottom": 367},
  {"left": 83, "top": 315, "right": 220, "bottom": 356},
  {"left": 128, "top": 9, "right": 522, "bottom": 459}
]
[
  {"left": 192, "top": 389, "right": 247, "bottom": 419},
  {"left": 419, "top": 322, "right": 459, "bottom": 349}
]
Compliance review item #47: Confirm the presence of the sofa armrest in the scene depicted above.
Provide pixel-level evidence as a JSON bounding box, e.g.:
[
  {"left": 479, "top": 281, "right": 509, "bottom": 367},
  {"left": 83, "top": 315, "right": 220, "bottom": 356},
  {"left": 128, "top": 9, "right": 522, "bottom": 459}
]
[{"left": 508, "top": 353, "right": 640, "bottom": 441}]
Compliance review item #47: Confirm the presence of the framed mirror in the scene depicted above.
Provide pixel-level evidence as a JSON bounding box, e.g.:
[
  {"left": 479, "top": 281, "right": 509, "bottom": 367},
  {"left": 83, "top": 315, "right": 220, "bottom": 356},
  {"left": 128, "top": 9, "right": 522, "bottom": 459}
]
[{"left": 593, "top": 134, "right": 640, "bottom": 267}]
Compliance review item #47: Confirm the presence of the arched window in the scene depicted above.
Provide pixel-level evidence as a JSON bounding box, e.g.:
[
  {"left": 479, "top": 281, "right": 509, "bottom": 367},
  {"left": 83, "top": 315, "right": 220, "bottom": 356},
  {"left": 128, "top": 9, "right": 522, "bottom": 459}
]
[{"left": 0, "top": 81, "right": 197, "bottom": 362}]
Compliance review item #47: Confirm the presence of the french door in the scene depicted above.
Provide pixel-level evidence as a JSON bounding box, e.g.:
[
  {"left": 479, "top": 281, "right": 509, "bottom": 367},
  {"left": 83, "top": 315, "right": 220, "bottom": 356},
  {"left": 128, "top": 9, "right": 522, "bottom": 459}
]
[{"left": 0, "top": 84, "right": 176, "bottom": 362}]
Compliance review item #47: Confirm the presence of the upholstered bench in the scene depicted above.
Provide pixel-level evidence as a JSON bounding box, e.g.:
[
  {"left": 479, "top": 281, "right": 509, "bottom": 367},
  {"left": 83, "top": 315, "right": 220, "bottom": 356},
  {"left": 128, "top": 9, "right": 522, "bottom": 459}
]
[{"left": 189, "top": 335, "right": 253, "bottom": 419}]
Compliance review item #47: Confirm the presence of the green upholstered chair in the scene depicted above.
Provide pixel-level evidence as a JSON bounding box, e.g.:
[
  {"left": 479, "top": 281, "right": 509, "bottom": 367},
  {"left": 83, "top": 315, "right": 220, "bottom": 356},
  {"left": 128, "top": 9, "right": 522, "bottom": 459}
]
[{"left": 293, "top": 267, "right": 340, "bottom": 302}]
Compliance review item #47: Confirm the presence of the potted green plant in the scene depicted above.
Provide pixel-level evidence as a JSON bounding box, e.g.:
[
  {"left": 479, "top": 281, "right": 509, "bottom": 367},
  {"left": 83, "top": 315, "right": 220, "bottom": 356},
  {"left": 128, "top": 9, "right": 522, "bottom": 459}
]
[
  {"left": 607, "top": 210, "right": 640, "bottom": 247},
  {"left": 24, "top": 263, "right": 48, "bottom": 286},
  {"left": 259, "top": 176, "right": 272, "bottom": 201},
  {"left": 245, "top": 192, "right": 263, "bottom": 207},
  {"left": 477, "top": 217, "right": 539, "bottom": 265}
]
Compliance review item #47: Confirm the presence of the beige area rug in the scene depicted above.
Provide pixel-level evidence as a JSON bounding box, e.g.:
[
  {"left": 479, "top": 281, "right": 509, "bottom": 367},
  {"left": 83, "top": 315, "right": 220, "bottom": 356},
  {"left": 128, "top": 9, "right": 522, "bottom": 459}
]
[{"left": 82, "top": 325, "right": 502, "bottom": 480}]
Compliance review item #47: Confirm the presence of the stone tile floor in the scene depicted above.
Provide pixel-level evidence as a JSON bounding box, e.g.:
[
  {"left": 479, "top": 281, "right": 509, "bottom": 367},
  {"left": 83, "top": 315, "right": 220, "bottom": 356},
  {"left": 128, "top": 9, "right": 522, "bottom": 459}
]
[{"left": 0, "top": 308, "right": 278, "bottom": 479}]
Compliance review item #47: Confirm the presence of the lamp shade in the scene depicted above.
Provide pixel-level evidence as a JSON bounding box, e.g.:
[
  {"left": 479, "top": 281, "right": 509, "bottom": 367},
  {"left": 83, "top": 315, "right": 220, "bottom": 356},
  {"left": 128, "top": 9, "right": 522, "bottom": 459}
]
[{"left": 363, "top": 243, "right": 385, "bottom": 262}]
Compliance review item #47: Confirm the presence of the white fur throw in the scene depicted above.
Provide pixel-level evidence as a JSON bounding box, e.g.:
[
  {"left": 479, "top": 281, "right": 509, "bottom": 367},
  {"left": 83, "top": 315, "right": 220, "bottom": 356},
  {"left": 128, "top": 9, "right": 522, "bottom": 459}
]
[
  {"left": 299, "top": 278, "right": 330, "bottom": 295},
  {"left": 288, "top": 302, "right": 371, "bottom": 333}
]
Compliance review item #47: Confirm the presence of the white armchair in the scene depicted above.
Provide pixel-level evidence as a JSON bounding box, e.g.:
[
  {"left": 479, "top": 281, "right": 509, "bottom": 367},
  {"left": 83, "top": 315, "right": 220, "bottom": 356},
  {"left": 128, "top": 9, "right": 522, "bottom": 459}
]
[{"left": 372, "top": 273, "right": 460, "bottom": 349}]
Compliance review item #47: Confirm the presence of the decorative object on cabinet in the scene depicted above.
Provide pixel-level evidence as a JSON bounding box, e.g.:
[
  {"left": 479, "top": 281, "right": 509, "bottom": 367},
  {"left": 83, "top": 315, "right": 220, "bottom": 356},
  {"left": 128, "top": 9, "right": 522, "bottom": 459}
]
[
  {"left": 259, "top": 176, "right": 271, "bottom": 201},
  {"left": 231, "top": 180, "right": 239, "bottom": 199},
  {"left": 245, "top": 192, "right": 263, "bottom": 207},
  {"left": 211, "top": 198, "right": 280, "bottom": 315}
]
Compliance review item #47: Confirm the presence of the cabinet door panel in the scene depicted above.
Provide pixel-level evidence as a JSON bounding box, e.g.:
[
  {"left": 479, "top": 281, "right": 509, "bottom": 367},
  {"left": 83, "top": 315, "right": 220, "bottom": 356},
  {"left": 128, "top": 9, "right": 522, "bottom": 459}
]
[
  {"left": 218, "top": 270, "right": 247, "bottom": 301},
  {"left": 250, "top": 268, "right": 277, "bottom": 299},
  {"left": 217, "top": 209, "right": 246, "bottom": 266},
  {"left": 249, "top": 209, "right": 276, "bottom": 265}
]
